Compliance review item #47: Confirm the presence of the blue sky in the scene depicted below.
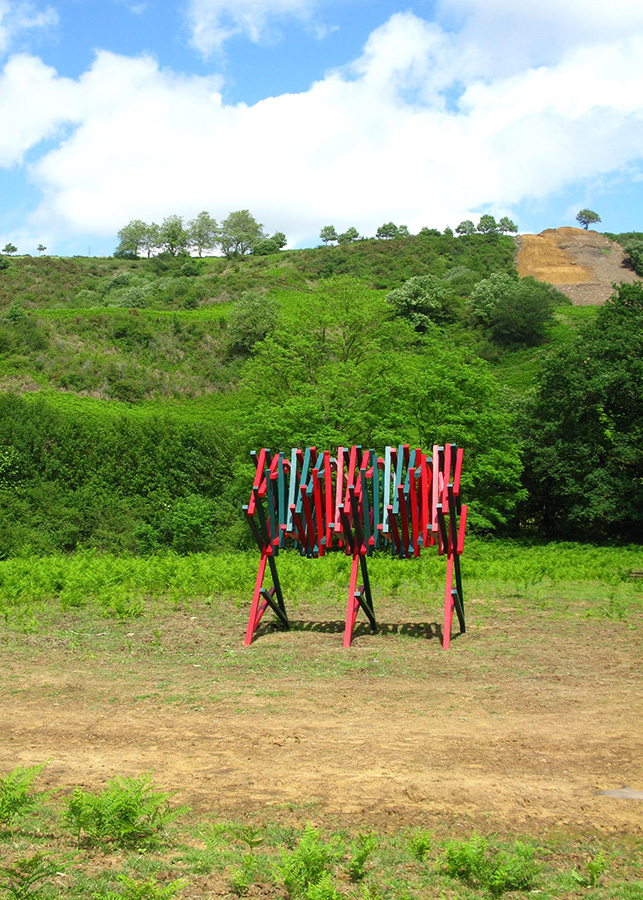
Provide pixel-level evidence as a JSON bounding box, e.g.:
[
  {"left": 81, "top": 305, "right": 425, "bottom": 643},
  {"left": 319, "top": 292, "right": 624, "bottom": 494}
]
[{"left": 1, "top": 0, "right": 642, "bottom": 256}]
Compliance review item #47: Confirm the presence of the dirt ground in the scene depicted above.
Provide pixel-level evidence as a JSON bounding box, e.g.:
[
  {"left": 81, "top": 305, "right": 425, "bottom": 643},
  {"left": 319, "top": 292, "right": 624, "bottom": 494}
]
[
  {"left": 516, "top": 226, "right": 642, "bottom": 304},
  {"left": 1, "top": 598, "right": 641, "bottom": 839}
]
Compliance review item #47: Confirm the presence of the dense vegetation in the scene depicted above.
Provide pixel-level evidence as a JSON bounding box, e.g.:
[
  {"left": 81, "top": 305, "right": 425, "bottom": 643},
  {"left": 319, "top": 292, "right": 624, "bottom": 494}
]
[{"left": 0, "top": 230, "right": 640, "bottom": 556}]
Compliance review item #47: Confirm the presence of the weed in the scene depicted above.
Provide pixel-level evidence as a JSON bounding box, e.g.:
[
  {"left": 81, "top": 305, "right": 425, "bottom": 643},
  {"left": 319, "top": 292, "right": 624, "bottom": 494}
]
[
  {"left": 276, "top": 824, "right": 342, "bottom": 898},
  {"left": 0, "top": 852, "right": 59, "bottom": 899},
  {"left": 225, "top": 823, "right": 265, "bottom": 851},
  {"left": 407, "top": 828, "right": 432, "bottom": 862},
  {"left": 97, "top": 873, "right": 186, "bottom": 899},
  {"left": 347, "top": 832, "right": 377, "bottom": 882},
  {"left": 571, "top": 849, "right": 609, "bottom": 887},
  {"left": 0, "top": 763, "right": 50, "bottom": 836},
  {"left": 443, "top": 834, "right": 538, "bottom": 896},
  {"left": 64, "top": 774, "right": 187, "bottom": 849},
  {"left": 304, "top": 873, "right": 343, "bottom": 899},
  {"left": 229, "top": 853, "right": 259, "bottom": 896}
]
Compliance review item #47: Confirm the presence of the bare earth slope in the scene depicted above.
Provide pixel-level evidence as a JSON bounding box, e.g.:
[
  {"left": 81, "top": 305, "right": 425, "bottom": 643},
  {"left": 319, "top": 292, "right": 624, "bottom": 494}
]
[{"left": 516, "top": 227, "right": 641, "bottom": 304}]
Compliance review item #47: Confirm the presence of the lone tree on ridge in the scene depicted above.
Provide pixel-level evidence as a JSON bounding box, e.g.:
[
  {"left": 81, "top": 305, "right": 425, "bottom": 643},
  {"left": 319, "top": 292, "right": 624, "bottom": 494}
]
[{"left": 576, "top": 209, "right": 601, "bottom": 230}]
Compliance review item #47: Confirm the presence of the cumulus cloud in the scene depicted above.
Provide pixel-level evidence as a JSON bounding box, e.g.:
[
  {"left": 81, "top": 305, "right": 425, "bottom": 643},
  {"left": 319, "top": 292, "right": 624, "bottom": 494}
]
[
  {"left": 188, "top": 0, "right": 319, "bottom": 56},
  {"left": 1, "top": 7, "right": 643, "bottom": 251},
  {"left": 0, "top": 0, "right": 58, "bottom": 57}
]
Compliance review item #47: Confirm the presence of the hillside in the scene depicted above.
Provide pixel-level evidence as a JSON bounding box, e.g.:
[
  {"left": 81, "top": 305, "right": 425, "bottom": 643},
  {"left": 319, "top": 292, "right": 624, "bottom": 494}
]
[{"left": 516, "top": 226, "right": 642, "bottom": 304}]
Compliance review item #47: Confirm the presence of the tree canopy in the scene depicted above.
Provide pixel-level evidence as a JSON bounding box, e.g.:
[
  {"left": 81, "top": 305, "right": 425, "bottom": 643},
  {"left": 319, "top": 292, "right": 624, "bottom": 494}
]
[{"left": 576, "top": 209, "right": 601, "bottom": 230}]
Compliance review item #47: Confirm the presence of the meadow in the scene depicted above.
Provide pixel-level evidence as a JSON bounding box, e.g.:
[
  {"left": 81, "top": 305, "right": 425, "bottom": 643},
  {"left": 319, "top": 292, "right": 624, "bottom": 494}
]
[{"left": 1, "top": 541, "right": 642, "bottom": 898}]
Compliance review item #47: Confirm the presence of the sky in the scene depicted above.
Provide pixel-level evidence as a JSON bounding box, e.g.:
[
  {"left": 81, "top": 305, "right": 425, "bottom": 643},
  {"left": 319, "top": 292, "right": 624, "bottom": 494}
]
[{"left": 1, "top": 0, "right": 642, "bottom": 256}]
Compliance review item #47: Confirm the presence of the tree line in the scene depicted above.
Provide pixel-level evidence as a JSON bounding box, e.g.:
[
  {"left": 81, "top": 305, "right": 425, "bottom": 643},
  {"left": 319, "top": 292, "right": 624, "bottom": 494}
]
[{"left": 114, "top": 210, "right": 286, "bottom": 259}]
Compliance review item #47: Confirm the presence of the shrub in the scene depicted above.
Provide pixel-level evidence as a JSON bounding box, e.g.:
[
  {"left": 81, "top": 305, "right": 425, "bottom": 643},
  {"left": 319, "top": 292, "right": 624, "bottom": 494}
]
[
  {"left": 0, "top": 763, "right": 50, "bottom": 836},
  {"left": 276, "top": 824, "right": 342, "bottom": 898},
  {"left": 443, "top": 834, "right": 538, "bottom": 896},
  {"left": 64, "top": 774, "right": 187, "bottom": 849}
]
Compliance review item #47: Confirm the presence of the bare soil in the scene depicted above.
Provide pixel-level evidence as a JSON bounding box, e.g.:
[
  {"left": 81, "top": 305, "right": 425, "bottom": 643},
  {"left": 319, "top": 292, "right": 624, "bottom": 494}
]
[
  {"left": 1, "top": 598, "right": 641, "bottom": 838},
  {"left": 516, "top": 227, "right": 641, "bottom": 304}
]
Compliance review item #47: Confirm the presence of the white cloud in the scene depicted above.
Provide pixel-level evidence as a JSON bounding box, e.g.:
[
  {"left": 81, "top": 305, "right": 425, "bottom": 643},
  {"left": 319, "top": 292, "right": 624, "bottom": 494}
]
[
  {"left": 1, "top": 7, "right": 643, "bottom": 251},
  {"left": 0, "top": 0, "right": 58, "bottom": 57},
  {"left": 188, "top": 0, "right": 319, "bottom": 56}
]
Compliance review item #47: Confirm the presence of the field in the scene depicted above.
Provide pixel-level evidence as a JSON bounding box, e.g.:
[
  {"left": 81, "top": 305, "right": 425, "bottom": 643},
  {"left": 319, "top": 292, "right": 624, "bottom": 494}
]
[{"left": 1, "top": 543, "right": 642, "bottom": 898}]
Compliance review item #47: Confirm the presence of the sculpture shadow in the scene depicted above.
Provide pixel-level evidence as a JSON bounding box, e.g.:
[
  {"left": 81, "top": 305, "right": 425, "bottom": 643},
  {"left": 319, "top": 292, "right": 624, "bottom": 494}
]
[{"left": 251, "top": 618, "right": 456, "bottom": 644}]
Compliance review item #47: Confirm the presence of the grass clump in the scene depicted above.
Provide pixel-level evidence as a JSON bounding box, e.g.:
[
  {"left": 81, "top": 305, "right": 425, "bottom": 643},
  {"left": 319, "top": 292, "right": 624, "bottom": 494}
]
[
  {"left": 97, "top": 873, "right": 186, "bottom": 899},
  {"left": 443, "top": 833, "right": 538, "bottom": 896},
  {"left": 0, "top": 763, "right": 50, "bottom": 837},
  {"left": 63, "top": 774, "right": 187, "bottom": 849},
  {"left": 407, "top": 828, "right": 432, "bottom": 862}
]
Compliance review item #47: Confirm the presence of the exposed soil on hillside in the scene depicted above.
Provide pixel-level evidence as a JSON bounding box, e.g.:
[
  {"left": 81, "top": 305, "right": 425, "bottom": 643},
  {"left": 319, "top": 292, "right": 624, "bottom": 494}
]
[
  {"left": 1, "top": 599, "right": 641, "bottom": 838},
  {"left": 516, "top": 227, "right": 641, "bottom": 304}
]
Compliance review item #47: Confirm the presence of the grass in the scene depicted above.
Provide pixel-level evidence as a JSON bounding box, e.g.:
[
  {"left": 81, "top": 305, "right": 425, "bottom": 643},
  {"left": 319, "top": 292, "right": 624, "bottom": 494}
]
[
  {"left": 0, "top": 542, "right": 640, "bottom": 896},
  {"left": 0, "top": 772, "right": 640, "bottom": 898}
]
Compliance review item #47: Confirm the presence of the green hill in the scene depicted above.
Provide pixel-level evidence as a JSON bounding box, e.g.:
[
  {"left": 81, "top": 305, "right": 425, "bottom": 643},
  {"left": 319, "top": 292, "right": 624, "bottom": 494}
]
[{"left": 0, "top": 232, "right": 638, "bottom": 555}]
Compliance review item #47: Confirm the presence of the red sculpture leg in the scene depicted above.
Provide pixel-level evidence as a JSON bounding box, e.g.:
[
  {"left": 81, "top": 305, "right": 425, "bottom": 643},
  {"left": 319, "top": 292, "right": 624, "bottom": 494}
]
[
  {"left": 245, "top": 549, "right": 269, "bottom": 646},
  {"left": 343, "top": 550, "right": 361, "bottom": 648}
]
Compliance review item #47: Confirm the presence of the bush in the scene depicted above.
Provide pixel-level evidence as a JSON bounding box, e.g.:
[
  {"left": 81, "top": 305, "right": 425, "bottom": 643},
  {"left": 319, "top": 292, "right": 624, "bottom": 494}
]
[
  {"left": 227, "top": 290, "right": 279, "bottom": 355},
  {"left": 0, "top": 763, "right": 50, "bottom": 835},
  {"left": 276, "top": 824, "right": 342, "bottom": 898},
  {"left": 444, "top": 834, "right": 538, "bottom": 896},
  {"left": 386, "top": 275, "right": 461, "bottom": 330},
  {"left": 64, "top": 774, "right": 187, "bottom": 849}
]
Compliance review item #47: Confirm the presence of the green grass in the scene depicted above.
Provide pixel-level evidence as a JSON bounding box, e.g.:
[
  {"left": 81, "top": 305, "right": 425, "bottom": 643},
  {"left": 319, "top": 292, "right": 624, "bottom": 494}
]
[{"left": 0, "top": 770, "right": 640, "bottom": 899}]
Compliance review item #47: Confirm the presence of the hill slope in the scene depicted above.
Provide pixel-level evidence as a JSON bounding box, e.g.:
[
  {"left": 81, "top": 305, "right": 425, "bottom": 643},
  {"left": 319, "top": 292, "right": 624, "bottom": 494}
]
[{"left": 516, "top": 226, "right": 641, "bottom": 304}]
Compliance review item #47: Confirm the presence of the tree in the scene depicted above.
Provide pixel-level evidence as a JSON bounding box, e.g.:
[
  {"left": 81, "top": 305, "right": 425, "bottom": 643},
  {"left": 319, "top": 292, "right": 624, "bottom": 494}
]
[
  {"left": 188, "top": 211, "right": 218, "bottom": 257},
  {"left": 159, "top": 215, "right": 189, "bottom": 256},
  {"left": 337, "top": 226, "right": 359, "bottom": 245},
  {"left": 115, "top": 220, "right": 149, "bottom": 257},
  {"left": 227, "top": 291, "right": 280, "bottom": 355},
  {"left": 477, "top": 215, "right": 498, "bottom": 234},
  {"left": 497, "top": 217, "right": 518, "bottom": 234},
  {"left": 218, "top": 210, "right": 266, "bottom": 258},
  {"left": 469, "top": 273, "right": 558, "bottom": 346},
  {"left": 522, "top": 282, "right": 643, "bottom": 537},
  {"left": 376, "top": 222, "right": 399, "bottom": 239},
  {"left": 319, "top": 225, "right": 338, "bottom": 245},
  {"left": 2, "top": 243, "right": 17, "bottom": 255},
  {"left": 386, "top": 275, "right": 460, "bottom": 331},
  {"left": 37, "top": 244, "right": 46, "bottom": 254},
  {"left": 576, "top": 209, "right": 601, "bottom": 230},
  {"left": 397, "top": 225, "right": 411, "bottom": 238},
  {"left": 141, "top": 223, "right": 160, "bottom": 258},
  {"left": 455, "top": 220, "right": 476, "bottom": 236}
]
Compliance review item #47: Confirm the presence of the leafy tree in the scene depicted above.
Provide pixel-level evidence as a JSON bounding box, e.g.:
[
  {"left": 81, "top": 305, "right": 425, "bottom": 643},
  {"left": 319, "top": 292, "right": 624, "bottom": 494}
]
[
  {"left": 159, "top": 215, "right": 189, "bottom": 256},
  {"left": 522, "top": 282, "right": 643, "bottom": 537},
  {"left": 319, "top": 225, "right": 338, "bottom": 245},
  {"left": 219, "top": 210, "right": 266, "bottom": 257},
  {"left": 37, "top": 244, "right": 46, "bottom": 254},
  {"left": 456, "top": 220, "right": 476, "bottom": 236},
  {"left": 443, "top": 226, "right": 454, "bottom": 237},
  {"left": 386, "top": 275, "right": 460, "bottom": 331},
  {"left": 576, "top": 208, "right": 601, "bottom": 230},
  {"left": 252, "top": 231, "right": 287, "bottom": 256},
  {"left": 227, "top": 290, "right": 280, "bottom": 354},
  {"left": 115, "top": 220, "right": 149, "bottom": 258},
  {"left": 477, "top": 215, "right": 498, "bottom": 234},
  {"left": 397, "top": 225, "right": 411, "bottom": 237},
  {"left": 142, "top": 223, "right": 160, "bottom": 258},
  {"left": 376, "top": 222, "right": 399, "bottom": 239},
  {"left": 2, "top": 243, "right": 17, "bottom": 255},
  {"left": 470, "top": 273, "right": 559, "bottom": 346},
  {"left": 188, "top": 211, "right": 218, "bottom": 257},
  {"left": 497, "top": 217, "right": 518, "bottom": 234},
  {"left": 337, "top": 226, "right": 359, "bottom": 245}
]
